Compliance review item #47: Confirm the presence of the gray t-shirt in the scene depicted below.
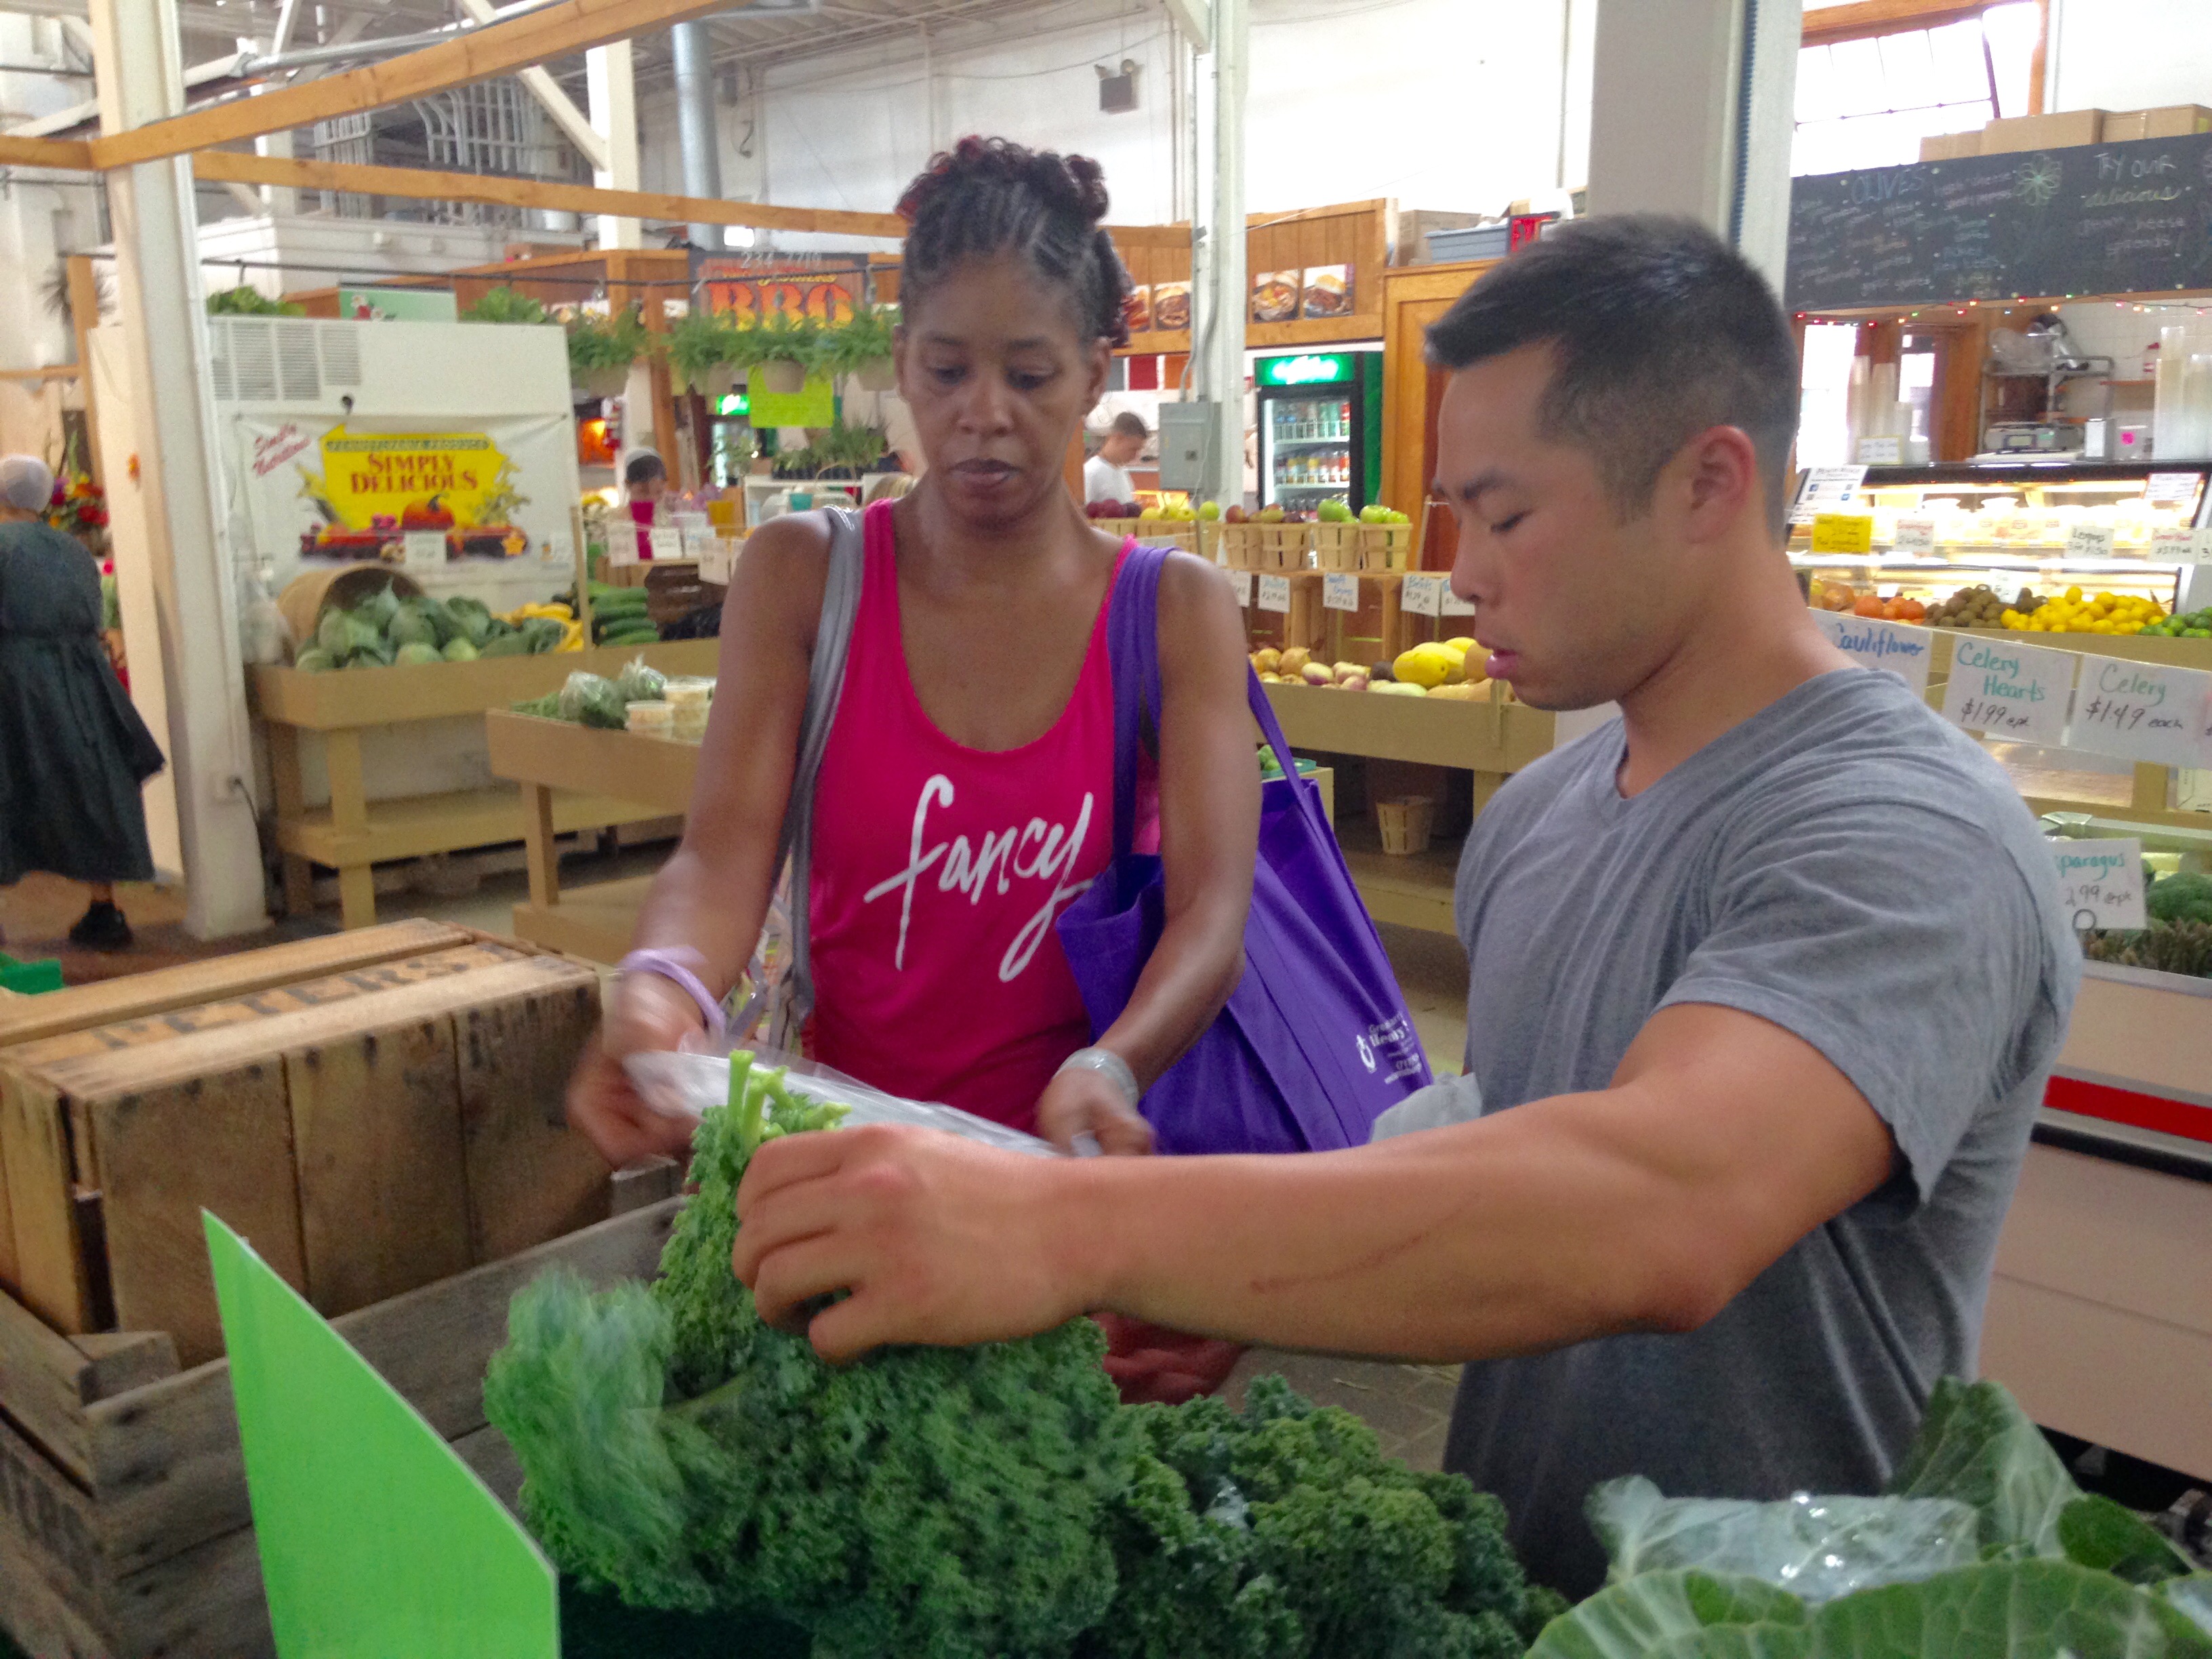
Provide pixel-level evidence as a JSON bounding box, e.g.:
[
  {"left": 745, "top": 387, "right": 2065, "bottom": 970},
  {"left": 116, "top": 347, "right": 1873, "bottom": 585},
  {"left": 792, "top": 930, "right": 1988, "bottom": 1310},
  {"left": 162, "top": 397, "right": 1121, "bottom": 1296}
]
[{"left": 1443, "top": 668, "right": 2078, "bottom": 1598}]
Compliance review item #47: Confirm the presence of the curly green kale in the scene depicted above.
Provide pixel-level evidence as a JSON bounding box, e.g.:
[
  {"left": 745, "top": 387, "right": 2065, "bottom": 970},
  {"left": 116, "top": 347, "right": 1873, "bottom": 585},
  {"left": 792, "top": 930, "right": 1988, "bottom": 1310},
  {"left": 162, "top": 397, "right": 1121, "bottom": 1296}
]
[
  {"left": 1080, "top": 1374, "right": 1559, "bottom": 1659},
  {"left": 486, "top": 1055, "right": 1137, "bottom": 1658}
]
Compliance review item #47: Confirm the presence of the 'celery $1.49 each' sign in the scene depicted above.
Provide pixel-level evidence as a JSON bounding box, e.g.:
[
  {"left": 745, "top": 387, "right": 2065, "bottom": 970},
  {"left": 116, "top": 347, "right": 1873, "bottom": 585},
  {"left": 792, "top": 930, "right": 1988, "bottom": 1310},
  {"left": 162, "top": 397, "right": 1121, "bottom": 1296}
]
[
  {"left": 2048, "top": 838, "right": 2146, "bottom": 932},
  {"left": 1941, "top": 634, "right": 2077, "bottom": 747},
  {"left": 2065, "top": 657, "right": 2212, "bottom": 770}
]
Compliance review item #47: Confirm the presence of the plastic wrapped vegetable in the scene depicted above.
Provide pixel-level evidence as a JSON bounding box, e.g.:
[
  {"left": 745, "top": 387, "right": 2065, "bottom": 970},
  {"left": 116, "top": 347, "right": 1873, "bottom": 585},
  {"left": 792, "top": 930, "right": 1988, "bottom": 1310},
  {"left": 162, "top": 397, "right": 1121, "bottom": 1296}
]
[
  {"left": 615, "top": 656, "right": 667, "bottom": 703},
  {"left": 558, "top": 671, "right": 628, "bottom": 729}
]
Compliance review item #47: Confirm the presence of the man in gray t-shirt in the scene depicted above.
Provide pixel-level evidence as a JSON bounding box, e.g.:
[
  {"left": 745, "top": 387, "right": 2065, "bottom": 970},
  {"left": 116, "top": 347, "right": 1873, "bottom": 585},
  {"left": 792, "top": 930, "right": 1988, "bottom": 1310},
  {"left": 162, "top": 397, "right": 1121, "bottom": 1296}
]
[
  {"left": 1445, "top": 665, "right": 2076, "bottom": 1595},
  {"left": 721, "top": 217, "right": 2082, "bottom": 1607}
]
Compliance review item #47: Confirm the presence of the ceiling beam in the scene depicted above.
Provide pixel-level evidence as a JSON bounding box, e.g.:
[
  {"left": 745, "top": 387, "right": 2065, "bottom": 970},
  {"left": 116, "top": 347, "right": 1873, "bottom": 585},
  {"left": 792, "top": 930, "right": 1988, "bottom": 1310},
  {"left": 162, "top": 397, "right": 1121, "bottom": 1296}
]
[
  {"left": 451, "top": 0, "right": 608, "bottom": 171},
  {"left": 0, "top": 132, "right": 95, "bottom": 167},
  {"left": 1160, "top": 0, "right": 1210, "bottom": 52},
  {"left": 86, "top": 0, "right": 743, "bottom": 168},
  {"left": 190, "top": 148, "right": 911, "bottom": 237}
]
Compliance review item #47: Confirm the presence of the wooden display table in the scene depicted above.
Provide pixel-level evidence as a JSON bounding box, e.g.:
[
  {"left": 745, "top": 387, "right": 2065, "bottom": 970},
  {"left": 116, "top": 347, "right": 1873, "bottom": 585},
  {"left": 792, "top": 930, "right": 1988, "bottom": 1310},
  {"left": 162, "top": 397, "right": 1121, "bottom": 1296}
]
[
  {"left": 487, "top": 711, "right": 1334, "bottom": 966},
  {"left": 485, "top": 711, "right": 700, "bottom": 964},
  {"left": 253, "top": 640, "right": 717, "bottom": 930},
  {"left": 1264, "top": 680, "right": 1554, "bottom": 934}
]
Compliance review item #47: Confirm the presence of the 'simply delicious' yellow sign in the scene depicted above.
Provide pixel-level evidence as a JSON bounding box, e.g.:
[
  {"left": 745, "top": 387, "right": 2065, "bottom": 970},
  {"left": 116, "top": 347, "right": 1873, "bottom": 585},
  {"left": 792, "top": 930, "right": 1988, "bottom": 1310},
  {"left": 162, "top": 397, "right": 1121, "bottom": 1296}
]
[{"left": 300, "top": 426, "right": 526, "bottom": 531}]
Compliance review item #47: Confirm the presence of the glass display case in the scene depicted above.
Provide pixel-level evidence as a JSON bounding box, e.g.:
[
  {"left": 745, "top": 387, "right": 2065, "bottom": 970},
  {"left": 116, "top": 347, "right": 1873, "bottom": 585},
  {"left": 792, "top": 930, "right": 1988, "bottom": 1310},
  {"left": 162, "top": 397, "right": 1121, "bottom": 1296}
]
[{"left": 1791, "top": 462, "right": 2212, "bottom": 626}]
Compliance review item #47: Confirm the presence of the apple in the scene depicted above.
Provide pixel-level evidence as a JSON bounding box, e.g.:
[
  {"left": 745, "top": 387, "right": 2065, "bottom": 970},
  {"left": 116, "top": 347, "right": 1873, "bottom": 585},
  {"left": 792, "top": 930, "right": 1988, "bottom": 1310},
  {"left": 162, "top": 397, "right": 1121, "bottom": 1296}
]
[
  {"left": 1257, "top": 506, "right": 1286, "bottom": 524},
  {"left": 1199, "top": 501, "right": 1221, "bottom": 521},
  {"left": 1225, "top": 505, "right": 1248, "bottom": 524}
]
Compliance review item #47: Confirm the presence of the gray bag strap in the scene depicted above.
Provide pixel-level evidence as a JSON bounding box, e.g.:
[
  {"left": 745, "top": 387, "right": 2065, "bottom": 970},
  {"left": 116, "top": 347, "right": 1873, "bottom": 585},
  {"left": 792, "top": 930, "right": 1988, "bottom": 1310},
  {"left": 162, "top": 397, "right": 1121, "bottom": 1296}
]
[{"left": 775, "top": 505, "right": 864, "bottom": 1024}]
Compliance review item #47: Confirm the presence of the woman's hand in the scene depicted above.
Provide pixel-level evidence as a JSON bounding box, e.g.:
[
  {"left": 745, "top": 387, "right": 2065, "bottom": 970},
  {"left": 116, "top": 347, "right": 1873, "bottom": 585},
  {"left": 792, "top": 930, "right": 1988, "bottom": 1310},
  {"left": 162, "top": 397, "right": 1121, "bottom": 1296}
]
[
  {"left": 566, "top": 972, "right": 711, "bottom": 1167},
  {"left": 1036, "top": 1065, "right": 1155, "bottom": 1156}
]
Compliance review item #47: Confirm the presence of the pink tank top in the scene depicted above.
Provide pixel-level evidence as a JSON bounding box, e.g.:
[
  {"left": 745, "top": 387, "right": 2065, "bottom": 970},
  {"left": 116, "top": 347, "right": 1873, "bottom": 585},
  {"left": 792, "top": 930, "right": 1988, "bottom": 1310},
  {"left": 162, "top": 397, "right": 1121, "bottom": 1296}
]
[{"left": 806, "top": 501, "right": 1130, "bottom": 1130}]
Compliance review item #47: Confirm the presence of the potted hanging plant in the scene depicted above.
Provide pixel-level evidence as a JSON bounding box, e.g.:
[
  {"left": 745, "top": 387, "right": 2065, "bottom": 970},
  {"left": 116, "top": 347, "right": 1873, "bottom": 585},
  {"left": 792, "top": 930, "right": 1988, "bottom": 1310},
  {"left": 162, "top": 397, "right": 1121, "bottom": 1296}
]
[
  {"left": 811, "top": 418, "right": 888, "bottom": 480},
  {"left": 665, "top": 308, "right": 742, "bottom": 396},
  {"left": 813, "top": 303, "right": 900, "bottom": 392},
  {"left": 751, "top": 308, "right": 822, "bottom": 396},
  {"left": 459, "top": 284, "right": 550, "bottom": 326},
  {"left": 567, "top": 304, "right": 646, "bottom": 400}
]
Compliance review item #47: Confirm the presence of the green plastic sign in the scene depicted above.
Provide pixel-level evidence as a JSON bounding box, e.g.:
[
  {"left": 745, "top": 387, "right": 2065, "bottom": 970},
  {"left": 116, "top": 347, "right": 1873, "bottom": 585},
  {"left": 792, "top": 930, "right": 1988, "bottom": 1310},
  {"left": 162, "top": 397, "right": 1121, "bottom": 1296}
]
[
  {"left": 747, "top": 372, "right": 836, "bottom": 428},
  {"left": 336, "top": 286, "right": 460, "bottom": 323},
  {"left": 205, "top": 1212, "right": 558, "bottom": 1659},
  {"left": 1256, "top": 352, "right": 1352, "bottom": 388}
]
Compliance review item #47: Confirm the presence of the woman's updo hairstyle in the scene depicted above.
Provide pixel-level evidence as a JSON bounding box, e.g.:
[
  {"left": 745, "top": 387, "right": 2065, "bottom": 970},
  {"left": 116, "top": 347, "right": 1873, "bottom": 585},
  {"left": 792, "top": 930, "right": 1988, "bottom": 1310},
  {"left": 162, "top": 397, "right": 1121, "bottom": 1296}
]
[{"left": 895, "top": 136, "right": 1134, "bottom": 350}]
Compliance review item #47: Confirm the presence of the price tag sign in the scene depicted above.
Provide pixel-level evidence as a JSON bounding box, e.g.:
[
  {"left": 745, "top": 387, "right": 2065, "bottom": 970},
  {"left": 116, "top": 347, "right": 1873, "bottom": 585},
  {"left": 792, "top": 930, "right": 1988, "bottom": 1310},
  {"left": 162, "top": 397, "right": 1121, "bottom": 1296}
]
[
  {"left": 2049, "top": 838, "right": 2147, "bottom": 932},
  {"left": 1400, "top": 573, "right": 1444, "bottom": 617},
  {"left": 2065, "top": 523, "right": 2118, "bottom": 559},
  {"left": 1942, "top": 635, "right": 2077, "bottom": 747},
  {"left": 1231, "top": 571, "right": 1254, "bottom": 607},
  {"left": 695, "top": 540, "right": 735, "bottom": 586},
  {"left": 1789, "top": 464, "right": 1866, "bottom": 525},
  {"left": 1257, "top": 573, "right": 1291, "bottom": 615},
  {"left": 2146, "top": 472, "right": 2201, "bottom": 509},
  {"left": 1810, "top": 512, "right": 1877, "bottom": 556},
  {"left": 2066, "top": 658, "right": 2212, "bottom": 769},
  {"left": 1811, "top": 609, "right": 1933, "bottom": 693},
  {"left": 649, "top": 525, "right": 684, "bottom": 562},
  {"left": 2150, "top": 527, "right": 2198, "bottom": 560},
  {"left": 1855, "top": 436, "right": 1904, "bottom": 466},
  {"left": 1891, "top": 516, "right": 1938, "bottom": 554},
  {"left": 401, "top": 531, "right": 446, "bottom": 569},
  {"left": 1322, "top": 573, "right": 1359, "bottom": 613},
  {"left": 1440, "top": 589, "right": 1477, "bottom": 617}
]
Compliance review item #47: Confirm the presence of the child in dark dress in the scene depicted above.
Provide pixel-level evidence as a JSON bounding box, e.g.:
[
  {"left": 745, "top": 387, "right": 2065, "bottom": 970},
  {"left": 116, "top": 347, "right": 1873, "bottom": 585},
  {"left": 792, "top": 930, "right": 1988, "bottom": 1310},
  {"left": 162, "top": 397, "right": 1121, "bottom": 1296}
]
[{"left": 0, "top": 455, "right": 166, "bottom": 951}]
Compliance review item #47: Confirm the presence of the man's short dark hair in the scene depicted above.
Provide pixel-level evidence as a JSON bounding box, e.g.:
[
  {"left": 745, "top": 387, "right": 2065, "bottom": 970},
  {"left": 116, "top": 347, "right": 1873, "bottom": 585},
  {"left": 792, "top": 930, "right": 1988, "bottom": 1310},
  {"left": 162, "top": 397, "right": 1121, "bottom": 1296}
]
[
  {"left": 1426, "top": 216, "right": 1799, "bottom": 537},
  {"left": 1109, "top": 410, "right": 1148, "bottom": 441},
  {"left": 623, "top": 451, "right": 667, "bottom": 487}
]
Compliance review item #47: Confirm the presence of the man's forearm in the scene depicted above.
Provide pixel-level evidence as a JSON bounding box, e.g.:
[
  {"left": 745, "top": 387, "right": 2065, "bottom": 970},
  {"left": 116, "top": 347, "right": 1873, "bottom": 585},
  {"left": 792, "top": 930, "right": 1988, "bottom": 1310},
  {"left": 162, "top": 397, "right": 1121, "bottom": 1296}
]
[{"left": 1059, "top": 1085, "right": 1724, "bottom": 1362}]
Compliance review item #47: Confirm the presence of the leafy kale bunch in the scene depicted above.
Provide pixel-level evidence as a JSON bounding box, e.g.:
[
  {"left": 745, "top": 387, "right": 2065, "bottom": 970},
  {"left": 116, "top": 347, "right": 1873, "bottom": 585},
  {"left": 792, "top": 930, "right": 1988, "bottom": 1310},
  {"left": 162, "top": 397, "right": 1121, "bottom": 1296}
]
[
  {"left": 485, "top": 1054, "right": 1135, "bottom": 1658},
  {"left": 1084, "top": 1376, "right": 1566, "bottom": 1659},
  {"left": 1541, "top": 1378, "right": 2212, "bottom": 1658}
]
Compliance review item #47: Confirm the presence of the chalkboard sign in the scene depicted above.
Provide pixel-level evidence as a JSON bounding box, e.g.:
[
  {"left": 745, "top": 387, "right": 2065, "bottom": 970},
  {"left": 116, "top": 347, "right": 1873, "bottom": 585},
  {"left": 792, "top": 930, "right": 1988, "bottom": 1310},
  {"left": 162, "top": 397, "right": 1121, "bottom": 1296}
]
[{"left": 1786, "top": 131, "right": 2212, "bottom": 310}]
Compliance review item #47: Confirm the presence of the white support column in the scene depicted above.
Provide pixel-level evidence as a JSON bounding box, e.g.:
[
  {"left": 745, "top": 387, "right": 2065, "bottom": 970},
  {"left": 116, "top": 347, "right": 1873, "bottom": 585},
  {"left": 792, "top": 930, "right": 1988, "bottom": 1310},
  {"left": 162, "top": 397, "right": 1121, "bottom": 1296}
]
[
  {"left": 587, "top": 41, "right": 642, "bottom": 251},
  {"left": 90, "top": 0, "right": 267, "bottom": 937},
  {"left": 1189, "top": 0, "right": 1246, "bottom": 504},
  {"left": 1585, "top": 0, "right": 1800, "bottom": 286}
]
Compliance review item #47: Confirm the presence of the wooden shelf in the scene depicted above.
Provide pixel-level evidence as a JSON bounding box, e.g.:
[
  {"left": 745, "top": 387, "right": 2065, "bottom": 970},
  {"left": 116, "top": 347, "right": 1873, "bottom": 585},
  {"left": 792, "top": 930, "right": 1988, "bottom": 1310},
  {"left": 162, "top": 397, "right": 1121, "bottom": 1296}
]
[
  {"left": 1334, "top": 817, "right": 1462, "bottom": 935},
  {"left": 252, "top": 639, "right": 719, "bottom": 732},
  {"left": 1263, "top": 681, "right": 1555, "bottom": 771},
  {"left": 484, "top": 711, "right": 699, "bottom": 815},
  {"left": 512, "top": 874, "right": 657, "bottom": 966},
  {"left": 272, "top": 785, "right": 668, "bottom": 868}
]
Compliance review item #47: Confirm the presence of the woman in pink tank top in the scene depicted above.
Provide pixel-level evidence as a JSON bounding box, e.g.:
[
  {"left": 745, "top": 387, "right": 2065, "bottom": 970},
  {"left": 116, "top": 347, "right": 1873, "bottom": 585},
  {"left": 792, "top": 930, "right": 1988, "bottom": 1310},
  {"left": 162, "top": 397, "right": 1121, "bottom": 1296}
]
[{"left": 570, "top": 137, "right": 1261, "bottom": 1170}]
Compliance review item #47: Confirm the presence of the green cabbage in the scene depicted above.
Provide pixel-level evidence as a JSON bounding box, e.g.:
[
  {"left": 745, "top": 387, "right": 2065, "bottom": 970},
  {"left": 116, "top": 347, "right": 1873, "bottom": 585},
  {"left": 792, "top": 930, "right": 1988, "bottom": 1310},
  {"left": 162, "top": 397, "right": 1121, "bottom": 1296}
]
[
  {"left": 394, "top": 641, "right": 443, "bottom": 666},
  {"left": 293, "top": 647, "right": 335, "bottom": 673},
  {"left": 442, "top": 637, "right": 480, "bottom": 662},
  {"left": 387, "top": 602, "right": 440, "bottom": 650}
]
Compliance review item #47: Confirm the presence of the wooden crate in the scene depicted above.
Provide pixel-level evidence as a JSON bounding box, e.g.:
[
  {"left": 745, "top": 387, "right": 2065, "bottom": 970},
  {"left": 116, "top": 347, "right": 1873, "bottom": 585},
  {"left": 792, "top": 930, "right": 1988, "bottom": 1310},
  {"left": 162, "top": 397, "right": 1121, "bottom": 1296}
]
[
  {"left": 0, "top": 930, "right": 610, "bottom": 1365},
  {"left": 1312, "top": 523, "right": 1362, "bottom": 571},
  {"left": 1222, "top": 523, "right": 1315, "bottom": 571},
  {"left": 1359, "top": 522, "right": 1416, "bottom": 571},
  {"left": 0, "top": 1180, "right": 681, "bottom": 1659}
]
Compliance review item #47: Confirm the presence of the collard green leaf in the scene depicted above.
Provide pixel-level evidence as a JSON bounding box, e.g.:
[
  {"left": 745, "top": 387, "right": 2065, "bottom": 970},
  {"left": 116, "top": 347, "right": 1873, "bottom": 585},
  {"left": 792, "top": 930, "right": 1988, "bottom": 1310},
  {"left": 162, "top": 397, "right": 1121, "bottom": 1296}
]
[
  {"left": 2061, "top": 1497, "right": 2196, "bottom": 1586},
  {"left": 1590, "top": 1477, "right": 1981, "bottom": 1603},
  {"left": 1809, "top": 1561, "right": 2212, "bottom": 1659},
  {"left": 2159, "top": 1577, "right": 2212, "bottom": 1638},
  {"left": 1885, "top": 1379, "right": 2078, "bottom": 1557},
  {"left": 1528, "top": 1571, "right": 1809, "bottom": 1659},
  {"left": 1647, "top": 1630, "right": 1817, "bottom": 1659}
]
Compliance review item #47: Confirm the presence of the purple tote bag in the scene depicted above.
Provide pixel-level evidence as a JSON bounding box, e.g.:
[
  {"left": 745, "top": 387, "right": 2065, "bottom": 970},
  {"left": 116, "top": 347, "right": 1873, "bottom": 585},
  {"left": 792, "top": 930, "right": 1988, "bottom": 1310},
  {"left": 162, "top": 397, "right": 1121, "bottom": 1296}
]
[{"left": 1055, "top": 544, "right": 1432, "bottom": 1155}]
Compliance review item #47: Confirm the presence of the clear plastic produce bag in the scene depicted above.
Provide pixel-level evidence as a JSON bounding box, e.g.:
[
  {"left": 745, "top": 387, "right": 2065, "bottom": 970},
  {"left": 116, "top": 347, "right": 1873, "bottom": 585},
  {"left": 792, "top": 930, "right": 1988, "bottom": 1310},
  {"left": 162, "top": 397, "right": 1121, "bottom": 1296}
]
[
  {"left": 1588, "top": 1475, "right": 1984, "bottom": 1603},
  {"left": 622, "top": 1044, "right": 1063, "bottom": 1159}
]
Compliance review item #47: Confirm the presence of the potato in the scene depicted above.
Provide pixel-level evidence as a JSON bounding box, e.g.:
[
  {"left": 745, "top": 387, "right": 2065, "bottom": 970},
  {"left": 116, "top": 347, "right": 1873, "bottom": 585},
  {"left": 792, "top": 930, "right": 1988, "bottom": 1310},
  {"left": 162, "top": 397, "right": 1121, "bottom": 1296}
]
[{"left": 1277, "top": 646, "right": 1312, "bottom": 676}]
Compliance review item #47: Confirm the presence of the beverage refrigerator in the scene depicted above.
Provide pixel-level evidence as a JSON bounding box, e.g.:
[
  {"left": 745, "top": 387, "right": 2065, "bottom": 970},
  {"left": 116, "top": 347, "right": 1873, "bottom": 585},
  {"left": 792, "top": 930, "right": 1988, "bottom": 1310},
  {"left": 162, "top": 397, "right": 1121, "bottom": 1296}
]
[{"left": 1252, "top": 348, "right": 1383, "bottom": 516}]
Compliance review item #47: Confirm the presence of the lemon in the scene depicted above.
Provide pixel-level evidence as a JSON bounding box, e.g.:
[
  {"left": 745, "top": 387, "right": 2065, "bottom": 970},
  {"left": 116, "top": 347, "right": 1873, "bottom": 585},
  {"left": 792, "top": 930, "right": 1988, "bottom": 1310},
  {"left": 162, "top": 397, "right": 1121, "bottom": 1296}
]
[{"left": 1392, "top": 644, "right": 1454, "bottom": 690}]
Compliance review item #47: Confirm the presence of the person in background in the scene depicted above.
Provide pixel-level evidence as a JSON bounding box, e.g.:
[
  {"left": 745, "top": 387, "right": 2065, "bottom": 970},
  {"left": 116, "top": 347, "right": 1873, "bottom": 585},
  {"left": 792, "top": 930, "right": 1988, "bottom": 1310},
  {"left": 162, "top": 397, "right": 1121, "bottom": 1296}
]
[
  {"left": 0, "top": 455, "right": 167, "bottom": 951},
  {"left": 1083, "top": 409, "right": 1147, "bottom": 504},
  {"left": 624, "top": 449, "right": 668, "bottom": 560}
]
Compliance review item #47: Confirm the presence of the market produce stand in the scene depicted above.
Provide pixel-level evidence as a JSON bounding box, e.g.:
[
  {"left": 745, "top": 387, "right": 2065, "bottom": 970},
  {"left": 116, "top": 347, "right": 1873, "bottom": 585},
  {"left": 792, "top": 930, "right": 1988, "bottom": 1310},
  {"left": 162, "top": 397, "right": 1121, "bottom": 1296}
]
[
  {"left": 253, "top": 640, "right": 718, "bottom": 930},
  {"left": 485, "top": 710, "right": 700, "bottom": 964}
]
